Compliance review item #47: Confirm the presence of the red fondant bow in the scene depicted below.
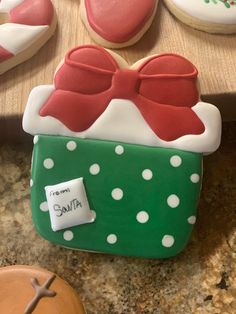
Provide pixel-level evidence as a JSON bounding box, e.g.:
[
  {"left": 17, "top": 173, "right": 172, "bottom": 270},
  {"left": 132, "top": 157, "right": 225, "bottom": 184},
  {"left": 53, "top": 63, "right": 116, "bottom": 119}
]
[{"left": 40, "top": 45, "right": 205, "bottom": 141}]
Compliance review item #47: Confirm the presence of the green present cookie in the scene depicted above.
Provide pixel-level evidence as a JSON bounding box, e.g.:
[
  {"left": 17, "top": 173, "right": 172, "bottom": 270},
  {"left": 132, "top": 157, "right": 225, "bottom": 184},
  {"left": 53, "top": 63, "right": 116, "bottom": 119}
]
[{"left": 23, "top": 45, "right": 221, "bottom": 258}]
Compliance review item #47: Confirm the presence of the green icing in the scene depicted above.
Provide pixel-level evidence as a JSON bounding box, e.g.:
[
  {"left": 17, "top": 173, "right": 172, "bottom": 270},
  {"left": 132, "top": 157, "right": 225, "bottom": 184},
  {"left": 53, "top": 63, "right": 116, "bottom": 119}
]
[
  {"left": 31, "top": 135, "right": 202, "bottom": 259},
  {"left": 204, "top": 0, "right": 236, "bottom": 8}
]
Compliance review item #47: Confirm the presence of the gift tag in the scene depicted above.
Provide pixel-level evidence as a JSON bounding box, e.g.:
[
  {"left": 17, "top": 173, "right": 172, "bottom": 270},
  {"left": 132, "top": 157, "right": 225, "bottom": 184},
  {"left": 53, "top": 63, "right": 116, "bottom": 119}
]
[{"left": 45, "top": 178, "right": 95, "bottom": 232}]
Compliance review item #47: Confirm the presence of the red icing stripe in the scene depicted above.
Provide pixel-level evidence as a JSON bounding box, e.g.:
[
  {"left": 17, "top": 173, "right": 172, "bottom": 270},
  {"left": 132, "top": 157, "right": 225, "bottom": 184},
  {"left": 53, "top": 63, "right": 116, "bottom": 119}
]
[
  {"left": 0, "top": 46, "right": 14, "bottom": 63},
  {"left": 40, "top": 45, "right": 205, "bottom": 142},
  {"left": 85, "top": 0, "right": 156, "bottom": 43},
  {"left": 9, "top": 0, "right": 54, "bottom": 26}
]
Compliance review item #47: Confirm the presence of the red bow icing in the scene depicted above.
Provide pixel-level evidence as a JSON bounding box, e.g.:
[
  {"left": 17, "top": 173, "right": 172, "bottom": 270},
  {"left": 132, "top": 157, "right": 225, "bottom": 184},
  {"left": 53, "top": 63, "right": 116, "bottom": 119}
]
[{"left": 40, "top": 45, "right": 205, "bottom": 141}]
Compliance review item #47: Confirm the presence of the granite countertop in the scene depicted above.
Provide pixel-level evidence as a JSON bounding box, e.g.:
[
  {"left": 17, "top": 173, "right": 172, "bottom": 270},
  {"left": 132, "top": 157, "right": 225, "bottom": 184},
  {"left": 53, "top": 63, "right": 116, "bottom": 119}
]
[{"left": 0, "top": 123, "right": 235, "bottom": 314}]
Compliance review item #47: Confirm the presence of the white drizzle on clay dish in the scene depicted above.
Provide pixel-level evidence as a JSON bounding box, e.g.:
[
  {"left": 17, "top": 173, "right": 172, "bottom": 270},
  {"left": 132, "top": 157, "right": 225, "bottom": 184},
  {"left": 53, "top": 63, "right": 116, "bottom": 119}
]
[{"left": 0, "top": 265, "right": 86, "bottom": 314}]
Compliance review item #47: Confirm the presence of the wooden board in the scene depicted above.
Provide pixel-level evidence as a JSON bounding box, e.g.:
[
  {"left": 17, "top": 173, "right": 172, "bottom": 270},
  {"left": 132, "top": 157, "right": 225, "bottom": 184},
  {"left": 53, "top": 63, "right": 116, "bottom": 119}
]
[{"left": 1, "top": 0, "right": 236, "bottom": 142}]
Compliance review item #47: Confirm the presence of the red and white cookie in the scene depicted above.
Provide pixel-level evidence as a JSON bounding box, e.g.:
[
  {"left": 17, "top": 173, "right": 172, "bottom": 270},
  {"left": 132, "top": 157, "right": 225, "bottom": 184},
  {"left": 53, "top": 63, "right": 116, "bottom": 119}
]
[
  {"left": 80, "top": 0, "right": 158, "bottom": 48},
  {"left": 0, "top": 0, "right": 57, "bottom": 74}
]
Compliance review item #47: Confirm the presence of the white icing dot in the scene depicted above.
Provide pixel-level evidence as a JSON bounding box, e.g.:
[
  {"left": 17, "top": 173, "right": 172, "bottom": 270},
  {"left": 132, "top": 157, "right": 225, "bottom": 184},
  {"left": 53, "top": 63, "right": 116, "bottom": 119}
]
[
  {"left": 111, "top": 188, "right": 123, "bottom": 200},
  {"left": 40, "top": 201, "right": 48, "bottom": 212},
  {"left": 188, "top": 216, "right": 196, "bottom": 225},
  {"left": 33, "top": 135, "right": 39, "bottom": 144},
  {"left": 107, "top": 234, "right": 117, "bottom": 244},
  {"left": 30, "top": 179, "right": 33, "bottom": 187},
  {"left": 136, "top": 211, "right": 149, "bottom": 224},
  {"left": 63, "top": 230, "right": 74, "bottom": 241},
  {"left": 89, "top": 164, "right": 100, "bottom": 175},
  {"left": 170, "top": 155, "right": 182, "bottom": 167},
  {"left": 66, "top": 141, "right": 77, "bottom": 151},
  {"left": 142, "top": 169, "right": 153, "bottom": 181},
  {"left": 115, "top": 145, "right": 124, "bottom": 155},
  {"left": 43, "top": 158, "right": 54, "bottom": 169},
  {"left": 167, "top": 194, "right": 180, "bottom": 208},
  {"left": 190, "top": 174, "right": 200, "bottom": 183},
  {"left": 162, "top": 235, "right": 175, "bottom": 248}
]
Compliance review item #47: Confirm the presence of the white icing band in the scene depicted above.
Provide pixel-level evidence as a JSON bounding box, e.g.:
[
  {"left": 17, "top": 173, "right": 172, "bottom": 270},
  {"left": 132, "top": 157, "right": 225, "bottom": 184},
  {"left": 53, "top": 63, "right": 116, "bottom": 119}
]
[
  {"left": 0, "top": 23, "right": 48, "bottom": 54},
  {"left": 22, "top": 85, "right": 222, "bottom": 154},
  {"left": 171, "top": 0, "right": 236, "bottom": 25},
  {"left": 45, "top": 178, "right": 95, "bottom": 232},
  {"left": 0, "top": 0, "right": 24, "bottom": 12}
]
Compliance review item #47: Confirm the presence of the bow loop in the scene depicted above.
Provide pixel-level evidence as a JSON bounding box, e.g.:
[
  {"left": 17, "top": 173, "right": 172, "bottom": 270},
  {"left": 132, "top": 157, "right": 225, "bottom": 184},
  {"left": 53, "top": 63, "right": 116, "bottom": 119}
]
[
  {"left": 55, "top": 45, "right": 118, "bottom": 95},
  {"left": 138, "top": 53, "right": 198, "bottom": 77},
  {"left": 138, "top": 54, "right": 199, "bottom": 107}
]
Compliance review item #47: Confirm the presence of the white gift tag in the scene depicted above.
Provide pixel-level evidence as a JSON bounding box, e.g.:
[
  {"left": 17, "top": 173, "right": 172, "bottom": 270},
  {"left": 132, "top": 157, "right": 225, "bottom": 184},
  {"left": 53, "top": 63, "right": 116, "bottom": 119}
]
[{"left": 45, "top": 178, "right": 95, "bottom": 232}]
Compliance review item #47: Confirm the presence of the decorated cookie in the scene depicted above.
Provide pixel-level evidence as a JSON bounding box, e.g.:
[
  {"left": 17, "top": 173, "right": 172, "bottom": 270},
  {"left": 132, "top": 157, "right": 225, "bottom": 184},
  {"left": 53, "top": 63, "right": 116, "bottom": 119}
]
[
  {"left": 23, "top": 45, "right": 221, "bottom": 259},
  {"left": 0, "top": 0, "right": 57, "bottom": 74},
  {"left": 0, "top": 265, "right": 85, "bottom": 313},
  {"left": 80, "top": 0, "right": 158, "bottom": 48},
  {"left": 164, "top": 0, "right": 236, "bottom": 34}
]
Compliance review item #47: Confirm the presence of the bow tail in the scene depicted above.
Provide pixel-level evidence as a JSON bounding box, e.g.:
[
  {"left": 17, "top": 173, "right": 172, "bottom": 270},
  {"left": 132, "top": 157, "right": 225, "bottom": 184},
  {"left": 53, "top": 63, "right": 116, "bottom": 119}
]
[
  {"left": 135, "top": 97, "right": 205, "bottom": 142},
  {"left": 39, "top": 90, "right": 112, "bottom": 132}
]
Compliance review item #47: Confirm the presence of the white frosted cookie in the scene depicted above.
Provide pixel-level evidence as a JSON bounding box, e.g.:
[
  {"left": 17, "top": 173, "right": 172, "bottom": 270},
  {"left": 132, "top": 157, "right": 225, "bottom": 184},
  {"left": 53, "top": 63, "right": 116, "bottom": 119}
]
[
  {"left": 164, "top": 0, "right": 236, "bottom": 34},
  {"left": 80, "top": 0, "right": 158, "bottom": 48},
  {"left": 0, "top": 0, "right": 57, "bottom": 74}
]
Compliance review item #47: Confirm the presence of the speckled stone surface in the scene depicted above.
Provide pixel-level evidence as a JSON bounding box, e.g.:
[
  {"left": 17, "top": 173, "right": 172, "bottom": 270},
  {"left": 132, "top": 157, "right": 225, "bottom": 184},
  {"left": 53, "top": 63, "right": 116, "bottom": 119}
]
[{"left": 0, "top": 123, "right": 235, "bottom": 314}]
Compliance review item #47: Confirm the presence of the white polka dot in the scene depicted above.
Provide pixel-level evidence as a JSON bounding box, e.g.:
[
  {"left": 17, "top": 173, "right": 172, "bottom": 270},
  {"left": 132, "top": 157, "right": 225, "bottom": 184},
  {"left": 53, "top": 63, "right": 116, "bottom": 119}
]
[
  {"left": 136, "top": 211, "right": 149, "bottom": 223},
  {"left": 107, "top": 234, "right": 117, "bottom": 244},
  {"left": 66, "top": 141, "right": 77, "bottom": 151},
  {"left": 162, "top": 235, "right": 175, "bottom": 248},
  {"left": 142, "top": 169, "right": 153, "bottom": 180},
  {"left": 190, "top": 174, "right": 200, "bottom": 183},
  {"left": 170, "top": 155, "right": 182, "bottom": 167},
  {"left": 43, "top": 158, "right": 54, "bottom": 169},
  {"left": 115, "top": 145, "right": 124, "bottom": 155},
  {"left": 89, "top": 164, "right": 100, "bottom": 175},
  {"left": 40, "top": 201, "right": 48, "bottom": 212},
  {"left": 188, "top": 216, "right": 196, "bottom": 225},
  {"left": 167, "top": 194, "right": 180, "bottom": 208},
  {"left": 63, "top": 230, "right": 74, "bottom": 241},
  {"left": 30, "top": 179, "right": 33, "bottom": 187},
  {"left": 33, "top": 135, "right": 39, "bottom": 144},
  {"left": 111, "top": 188, "right": 123, "bottom": 200}
]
